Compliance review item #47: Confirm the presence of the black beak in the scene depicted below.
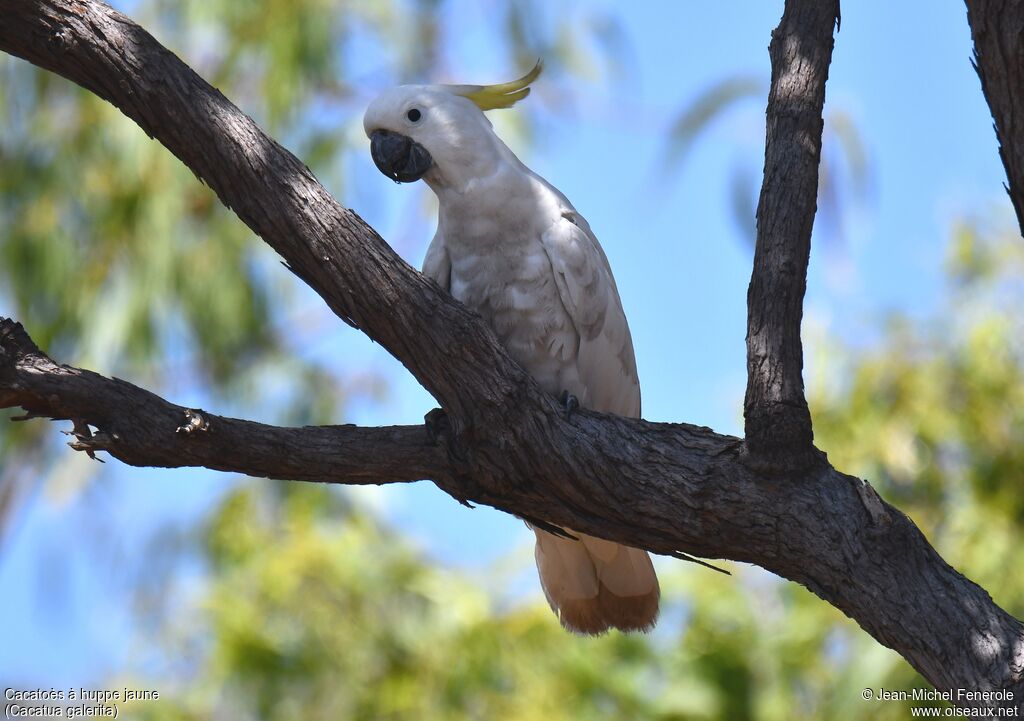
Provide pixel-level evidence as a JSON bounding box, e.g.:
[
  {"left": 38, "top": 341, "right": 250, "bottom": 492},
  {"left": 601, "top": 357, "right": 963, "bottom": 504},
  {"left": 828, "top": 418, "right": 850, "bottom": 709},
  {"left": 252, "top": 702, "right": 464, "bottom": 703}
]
[{"left": 369, "top": 130, "right": 433, "bottom": 183}]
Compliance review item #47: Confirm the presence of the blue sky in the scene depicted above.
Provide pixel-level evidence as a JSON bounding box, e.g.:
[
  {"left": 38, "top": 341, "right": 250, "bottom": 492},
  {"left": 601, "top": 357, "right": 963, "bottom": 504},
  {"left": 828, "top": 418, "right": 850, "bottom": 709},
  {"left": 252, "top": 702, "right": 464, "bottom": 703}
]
[{"left": 0, "top": 0, "right": 1012, "bottom": 688}]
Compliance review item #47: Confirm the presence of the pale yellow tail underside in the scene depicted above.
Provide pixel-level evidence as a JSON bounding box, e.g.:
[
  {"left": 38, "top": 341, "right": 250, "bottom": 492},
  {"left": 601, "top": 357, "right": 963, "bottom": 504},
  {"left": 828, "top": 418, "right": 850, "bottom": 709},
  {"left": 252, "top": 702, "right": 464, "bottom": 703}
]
[{"left": 534, "top": 528, "right": 660, "bottom": 635}]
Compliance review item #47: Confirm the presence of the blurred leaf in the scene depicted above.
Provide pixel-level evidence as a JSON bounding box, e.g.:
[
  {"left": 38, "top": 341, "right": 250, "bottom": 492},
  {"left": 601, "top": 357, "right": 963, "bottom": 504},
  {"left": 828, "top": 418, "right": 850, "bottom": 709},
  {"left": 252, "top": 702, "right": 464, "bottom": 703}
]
[
  {"left": 665, "top": 75, "right": 764, "bottom": 173},
  {"left": 662, "top": 75, "right": 872, "bottom": 249}
]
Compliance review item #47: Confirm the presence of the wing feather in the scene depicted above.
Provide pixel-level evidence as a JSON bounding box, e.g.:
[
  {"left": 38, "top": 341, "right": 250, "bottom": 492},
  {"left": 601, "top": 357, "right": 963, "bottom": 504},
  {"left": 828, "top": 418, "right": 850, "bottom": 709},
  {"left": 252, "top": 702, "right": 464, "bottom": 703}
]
[
  {"left": 540, "top": 213, "right": 640, "bottom": 417},
  {"left": 421, "top": 232, "right": 451, "bottom": 291}
]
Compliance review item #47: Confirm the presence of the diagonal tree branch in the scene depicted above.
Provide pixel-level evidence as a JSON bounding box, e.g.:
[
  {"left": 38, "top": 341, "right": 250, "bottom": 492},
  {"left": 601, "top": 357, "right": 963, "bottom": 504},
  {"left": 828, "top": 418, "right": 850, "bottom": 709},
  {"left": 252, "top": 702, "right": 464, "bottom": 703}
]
[
  {"left": 0, "top": 0, "right": 535, "bottom": 438},
  {"left": 1, "top": 0, "right": 1023, "bottom": 707},
  {"left": 744, "top": 0, "right": 839, "bottom": 470},
  {"left": 965, "top": 0, "right": 1024, "bottom": 236}
]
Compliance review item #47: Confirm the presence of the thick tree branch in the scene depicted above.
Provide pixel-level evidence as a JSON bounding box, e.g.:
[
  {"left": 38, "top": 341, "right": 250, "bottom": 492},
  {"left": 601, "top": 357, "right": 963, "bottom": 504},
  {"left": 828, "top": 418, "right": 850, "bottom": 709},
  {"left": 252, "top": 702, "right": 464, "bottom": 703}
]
[
  {"left": 0, "top": 319, "right": 445, "bottom": 484},
  {"left": 4, "top": 321, "right": 1024, "bottom": 707},
  {"left": 965, "top": 0, "right": 1024, "bottom": 235},
  {"left": 744, "top": 0, "right": 839, "bottom": 468},
  {"left": 1, "top": 0, "right": 1023, "bottom": 707}
]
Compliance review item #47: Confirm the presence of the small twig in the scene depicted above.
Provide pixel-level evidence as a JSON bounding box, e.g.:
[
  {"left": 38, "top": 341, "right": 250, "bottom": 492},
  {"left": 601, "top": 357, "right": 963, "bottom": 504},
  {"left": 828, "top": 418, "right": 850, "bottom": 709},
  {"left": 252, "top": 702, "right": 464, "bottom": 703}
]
[{"left": 665, "top": 550, "right": 731, "bottom": 575}]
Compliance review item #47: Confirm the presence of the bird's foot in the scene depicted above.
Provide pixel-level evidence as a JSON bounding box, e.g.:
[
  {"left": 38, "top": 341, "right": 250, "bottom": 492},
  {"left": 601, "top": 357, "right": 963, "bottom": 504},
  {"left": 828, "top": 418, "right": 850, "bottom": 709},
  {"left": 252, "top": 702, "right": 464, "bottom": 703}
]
[
  {"left": 559, "top": 390, "right": 579, "bottom": 422},
  {"left": 424, "top": 407, "right": 449, "bottom": 444}
]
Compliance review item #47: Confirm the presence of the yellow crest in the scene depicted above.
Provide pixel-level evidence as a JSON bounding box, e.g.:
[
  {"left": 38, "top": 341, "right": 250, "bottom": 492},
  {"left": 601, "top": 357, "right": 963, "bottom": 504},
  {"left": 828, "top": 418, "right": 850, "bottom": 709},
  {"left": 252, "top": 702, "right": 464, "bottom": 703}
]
[{"left": 452, "top": 61, "right": 543, "bottom": 111}]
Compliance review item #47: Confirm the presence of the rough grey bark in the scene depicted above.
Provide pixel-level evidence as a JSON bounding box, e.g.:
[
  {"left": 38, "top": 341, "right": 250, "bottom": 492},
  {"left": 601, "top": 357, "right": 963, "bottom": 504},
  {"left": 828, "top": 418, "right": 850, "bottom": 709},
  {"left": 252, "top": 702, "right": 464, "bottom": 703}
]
[
  {"left": 965, "top": 0, "right": 1024, "bottom": 235},
  {"left": 744, "top": 0, "right": 838, "bottom": 469},
  {"left": 0, "top": 0, "right": 1022, "bottom": 708}
]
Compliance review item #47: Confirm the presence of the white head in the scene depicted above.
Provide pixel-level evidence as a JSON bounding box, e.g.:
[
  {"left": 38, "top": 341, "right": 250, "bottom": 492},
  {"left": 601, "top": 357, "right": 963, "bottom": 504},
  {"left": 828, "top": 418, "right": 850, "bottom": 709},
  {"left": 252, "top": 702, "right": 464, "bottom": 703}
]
[{"left": 362, "top": 62, "right": 541, "bottom": 192}]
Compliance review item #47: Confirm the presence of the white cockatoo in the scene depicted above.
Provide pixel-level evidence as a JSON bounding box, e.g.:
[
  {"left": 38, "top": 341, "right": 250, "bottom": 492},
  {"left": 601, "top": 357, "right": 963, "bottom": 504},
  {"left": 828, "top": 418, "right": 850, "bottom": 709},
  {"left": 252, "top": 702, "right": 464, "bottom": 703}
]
[{"left": 363, "top": 63, "right": 659, "bottom": 634}]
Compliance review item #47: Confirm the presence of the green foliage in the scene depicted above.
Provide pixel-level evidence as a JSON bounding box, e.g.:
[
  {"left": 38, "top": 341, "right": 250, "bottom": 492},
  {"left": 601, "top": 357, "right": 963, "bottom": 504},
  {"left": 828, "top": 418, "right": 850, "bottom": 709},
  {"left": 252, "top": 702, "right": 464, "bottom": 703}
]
[
  {"left": 811, "top": 218, "right": 1024, "bottom": 613},
  {"left": 124, "top": 484, "right": 666, "bottom": 721}
]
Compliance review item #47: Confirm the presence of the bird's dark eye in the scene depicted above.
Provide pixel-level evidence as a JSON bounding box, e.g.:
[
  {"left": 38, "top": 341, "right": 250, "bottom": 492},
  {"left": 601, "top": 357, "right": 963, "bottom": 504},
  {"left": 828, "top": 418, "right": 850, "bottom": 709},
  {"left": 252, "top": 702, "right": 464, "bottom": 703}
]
[{"left": 407, "top": 108, "right": 422, "bottom": 122}]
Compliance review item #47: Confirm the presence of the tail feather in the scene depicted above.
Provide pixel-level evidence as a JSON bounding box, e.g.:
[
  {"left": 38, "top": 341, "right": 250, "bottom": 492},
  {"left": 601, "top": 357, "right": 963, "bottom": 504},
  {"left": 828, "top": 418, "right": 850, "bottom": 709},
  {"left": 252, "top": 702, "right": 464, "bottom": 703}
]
[
  {"left": 596, "top": 580, "right": 660, "bottom": 633},
  {"left": 534, "top": 528, "right": 659, "bottom": 635}
]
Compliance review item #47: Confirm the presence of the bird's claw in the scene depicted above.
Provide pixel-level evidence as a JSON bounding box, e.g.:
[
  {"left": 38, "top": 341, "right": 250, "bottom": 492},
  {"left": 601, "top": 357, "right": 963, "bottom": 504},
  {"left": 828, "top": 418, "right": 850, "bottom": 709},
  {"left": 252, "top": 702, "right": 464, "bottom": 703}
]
[
  {"left": 559, "top": 391, "right": 579, "bottom": 422},
  {"left": 64, "top": 418, "right": 112, "bottom": 461},
  {"left": 176, "top": 408, "right": 211, "bottom": 435},
  {"left": 424, "top": 408, "right": 449, "bottom": 444}
]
